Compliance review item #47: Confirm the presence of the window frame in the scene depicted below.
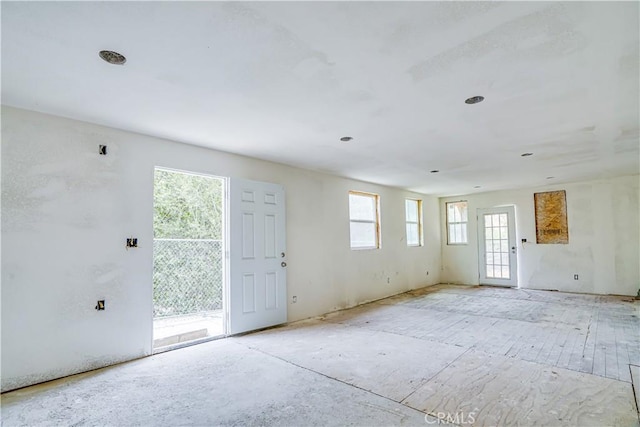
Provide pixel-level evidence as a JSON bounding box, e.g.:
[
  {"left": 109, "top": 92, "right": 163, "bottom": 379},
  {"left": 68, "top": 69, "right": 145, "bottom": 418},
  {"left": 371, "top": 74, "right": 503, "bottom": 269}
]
[
  {"left": 405, "top": 198, "right": 423, "bottom": 247},
  {"left": 348, "top": 191, "right": 381, "bottom": 250},
  {"left": 446, "top": 201, "right": 468, "bottom": 245}
]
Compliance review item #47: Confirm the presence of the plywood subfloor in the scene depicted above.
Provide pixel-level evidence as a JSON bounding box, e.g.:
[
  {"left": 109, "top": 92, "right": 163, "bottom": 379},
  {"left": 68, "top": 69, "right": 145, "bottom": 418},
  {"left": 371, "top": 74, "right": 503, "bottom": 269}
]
[
  {"left": 326, "top": 284, "right": 639, "bottom": 383},
  {"left": 403, "top": 349, "right": 636, "bottom": 426},
  {"left": 631, "top": 364, "right": 640, "bottom": 417},
  {"left": 2, "top": 285, "right": 639, "bottom": 426}
]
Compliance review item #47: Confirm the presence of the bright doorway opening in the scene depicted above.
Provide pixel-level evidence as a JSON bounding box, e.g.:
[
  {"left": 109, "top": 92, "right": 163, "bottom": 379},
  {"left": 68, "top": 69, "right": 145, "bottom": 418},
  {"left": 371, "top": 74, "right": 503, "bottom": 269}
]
[
  {"left": 477, "top": 206, "right": 518, "bottom": 288},
  {"left": 152, "top": 168, "right": 226, "bottom": 349}
]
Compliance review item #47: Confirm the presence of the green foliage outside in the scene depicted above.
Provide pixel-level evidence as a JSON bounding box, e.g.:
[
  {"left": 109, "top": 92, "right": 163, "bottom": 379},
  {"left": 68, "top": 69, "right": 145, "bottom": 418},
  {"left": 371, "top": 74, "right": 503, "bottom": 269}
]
[
  {"left": 153, "top": 169, "right": 224, "bottom": 318},
  {"left": 153, "top": 169, "right": 223, "bottom": 239}
]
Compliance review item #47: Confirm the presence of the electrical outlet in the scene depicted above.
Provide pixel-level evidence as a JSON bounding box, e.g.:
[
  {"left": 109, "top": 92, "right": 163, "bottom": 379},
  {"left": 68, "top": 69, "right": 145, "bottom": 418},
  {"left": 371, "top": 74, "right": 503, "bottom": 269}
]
[
  {"left": 99, "top": 145, "right": 107, "bottom": 155},
  {"left": 126, "top": 238, "right": 138, "bottom": 248},
  {"left": 292, "top": 296, "right": 297, "bottom": 303},
  {"left": 95, "top": 300, "right": 105, "bottom": 310},
  {"left": 426, "top": 271, "right": 429, "bottom": 276},
  {"left": 574, "top": 274, "right": 579, "bottom": 280}
]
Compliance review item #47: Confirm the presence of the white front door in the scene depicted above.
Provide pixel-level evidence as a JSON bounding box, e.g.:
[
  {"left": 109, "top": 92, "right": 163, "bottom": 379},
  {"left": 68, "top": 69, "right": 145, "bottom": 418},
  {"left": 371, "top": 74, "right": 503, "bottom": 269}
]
[
  {"left": 477, "top": 207, "right": 518, "bottom": 287},
  {"left": 228, "top": 179, "right": 287, "bottom": 335}
]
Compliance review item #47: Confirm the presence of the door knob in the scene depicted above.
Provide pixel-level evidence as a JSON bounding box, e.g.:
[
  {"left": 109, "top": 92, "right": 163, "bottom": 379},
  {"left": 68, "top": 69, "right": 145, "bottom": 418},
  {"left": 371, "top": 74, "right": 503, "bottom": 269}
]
[
  {"left": 281, "top": 262, "right": 287, "bottom": 267},
  {"left": 511, "top": 246, "right": 516, "bottom": 254},
  {"left": 281, "top": 252, "right": 286, "bottom": 258}
]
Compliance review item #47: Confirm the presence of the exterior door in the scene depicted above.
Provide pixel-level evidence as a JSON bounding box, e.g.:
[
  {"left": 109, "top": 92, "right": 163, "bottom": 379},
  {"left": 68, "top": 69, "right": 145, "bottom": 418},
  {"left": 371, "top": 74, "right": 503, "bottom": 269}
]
[
  {"left": 229, "top": 179, "right": 287, "bottom": 335},
  {"left": 477, "top": 206, "right": 517, "bottom": 287}
]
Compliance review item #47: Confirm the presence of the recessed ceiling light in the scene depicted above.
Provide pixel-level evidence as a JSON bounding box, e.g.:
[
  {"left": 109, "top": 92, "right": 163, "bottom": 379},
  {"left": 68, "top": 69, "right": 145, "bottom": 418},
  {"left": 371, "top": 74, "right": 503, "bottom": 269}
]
[
  {"left": 465, "top": 96, "right": 484, "bottom": 105},
  {"left": 340, "top": 136, "right": 353, "bottom": 142},
  {"left": 430, "top": 170, "right": 439, "bottom": 173},
  {"left": 521, "top": 152, "right": 534, "bottom": 157},
  {"left": 99, "top": 50, "right": 126, "bottom": 65}
]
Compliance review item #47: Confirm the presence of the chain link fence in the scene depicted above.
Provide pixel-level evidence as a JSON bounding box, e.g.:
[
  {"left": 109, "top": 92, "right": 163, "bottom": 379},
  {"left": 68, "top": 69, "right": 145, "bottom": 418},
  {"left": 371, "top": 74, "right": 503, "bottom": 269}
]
[{"left": 153, "top": 239, "right": 223, "bottom": 318}]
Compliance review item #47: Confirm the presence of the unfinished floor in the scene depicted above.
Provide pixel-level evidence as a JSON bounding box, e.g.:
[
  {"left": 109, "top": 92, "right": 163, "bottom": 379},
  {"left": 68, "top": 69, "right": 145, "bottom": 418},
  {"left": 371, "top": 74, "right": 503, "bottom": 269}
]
[{"left": 2, "top": 285, "right": 639, "bottom": 426}]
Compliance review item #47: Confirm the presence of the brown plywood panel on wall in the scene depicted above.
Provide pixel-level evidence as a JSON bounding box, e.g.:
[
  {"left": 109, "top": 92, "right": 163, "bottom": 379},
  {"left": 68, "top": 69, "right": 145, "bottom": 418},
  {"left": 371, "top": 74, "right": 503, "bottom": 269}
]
[{"left": 535, "top": 190, "right": 569, "bottom": 244}]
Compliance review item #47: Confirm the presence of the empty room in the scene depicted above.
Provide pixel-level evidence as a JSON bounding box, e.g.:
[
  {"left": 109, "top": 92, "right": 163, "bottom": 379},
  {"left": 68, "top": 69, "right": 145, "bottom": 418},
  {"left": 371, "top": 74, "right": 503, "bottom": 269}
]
[{"left": 1, "top": 1, "right": 639, "bottom": 426}]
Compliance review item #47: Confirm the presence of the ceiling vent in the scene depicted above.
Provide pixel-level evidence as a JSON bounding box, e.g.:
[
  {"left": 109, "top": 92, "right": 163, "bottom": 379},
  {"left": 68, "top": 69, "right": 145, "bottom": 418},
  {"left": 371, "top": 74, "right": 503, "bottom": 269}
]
[
  {"left": 99, "top": 50, "right": 126, "bottom": 65},
  {"left": 465, "top": 96, "right": 484, "bottom": 105}
]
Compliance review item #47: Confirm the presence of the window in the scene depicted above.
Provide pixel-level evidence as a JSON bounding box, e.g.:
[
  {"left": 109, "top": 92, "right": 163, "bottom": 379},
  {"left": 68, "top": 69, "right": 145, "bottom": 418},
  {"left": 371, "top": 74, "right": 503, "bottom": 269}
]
[
  {"left": 447, "top": 201, "right": 468, "bottom": 244},
  {"left": 349, "top": 191, "right": 380, "bottom": 249},
  {"left": 405, "top": 199, "right": 423, "bottom": 246}
]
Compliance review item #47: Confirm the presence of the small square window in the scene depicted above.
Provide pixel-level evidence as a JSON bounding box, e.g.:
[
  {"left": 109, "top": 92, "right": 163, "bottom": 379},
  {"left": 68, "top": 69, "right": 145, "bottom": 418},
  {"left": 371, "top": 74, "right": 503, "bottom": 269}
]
[
  {"left": 349, "top": 191, "right": 380, "bottom": 249},
  {"left": 447, "top": 201, "right": 468, "bottom": 244},
  {"left": 405, "top": 199, "right": 423, "bottom": 247}
]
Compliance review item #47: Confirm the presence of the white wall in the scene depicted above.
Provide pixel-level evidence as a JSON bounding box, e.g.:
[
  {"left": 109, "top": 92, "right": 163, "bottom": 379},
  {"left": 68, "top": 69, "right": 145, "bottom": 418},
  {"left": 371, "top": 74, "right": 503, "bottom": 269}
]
[
  {"left": 440, "top": 176, "right": 639, "bottom": 296},
  {"left": 1, "top": 106, "right": 441, "bottom": 391}
]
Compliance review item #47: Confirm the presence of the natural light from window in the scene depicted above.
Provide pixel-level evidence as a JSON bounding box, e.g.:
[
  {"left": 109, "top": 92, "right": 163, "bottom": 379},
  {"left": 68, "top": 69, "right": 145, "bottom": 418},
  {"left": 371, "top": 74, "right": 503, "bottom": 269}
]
[
  {"left": 349, "top": 192, "right": 380, "bottom": 249},
  {"left": 447, "top": 201, "right": 468, "bottom": 244},
  {"left": 405, "top": 199, "right": 422, "bottom": 246}
]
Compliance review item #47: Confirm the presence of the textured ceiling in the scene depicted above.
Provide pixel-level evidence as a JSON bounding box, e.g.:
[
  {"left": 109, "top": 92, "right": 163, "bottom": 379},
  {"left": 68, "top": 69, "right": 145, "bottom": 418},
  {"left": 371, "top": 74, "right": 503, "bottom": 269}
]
[{"left": 2, "top": 1, "right": 638, "bottom": 196}]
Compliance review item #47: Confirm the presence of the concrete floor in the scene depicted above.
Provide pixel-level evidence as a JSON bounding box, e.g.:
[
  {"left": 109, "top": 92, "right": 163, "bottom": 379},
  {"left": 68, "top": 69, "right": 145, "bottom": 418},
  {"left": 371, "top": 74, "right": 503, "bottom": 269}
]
[{"left": 2, "top": 285, "right": 639, "bottom": 426}]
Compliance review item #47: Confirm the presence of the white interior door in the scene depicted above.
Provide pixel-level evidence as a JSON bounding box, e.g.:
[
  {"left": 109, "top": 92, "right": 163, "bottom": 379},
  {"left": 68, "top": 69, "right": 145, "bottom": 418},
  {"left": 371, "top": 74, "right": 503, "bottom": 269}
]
[
  {"left": 229, "top": 179, "right": 287, "bottom": 335},
  {"left": 478, "top": 206, "right": 518, "bottom": 287}
]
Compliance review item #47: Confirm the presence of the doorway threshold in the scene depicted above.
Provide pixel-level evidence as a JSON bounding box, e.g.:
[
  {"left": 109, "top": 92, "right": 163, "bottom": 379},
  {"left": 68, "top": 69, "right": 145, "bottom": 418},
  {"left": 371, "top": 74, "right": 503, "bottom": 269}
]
[
  {"left": 153, "top": 311, "right": 224, "bottom": 350},
  {"left": 153, "top": 334, "right": 227, "bottom": 355}
]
